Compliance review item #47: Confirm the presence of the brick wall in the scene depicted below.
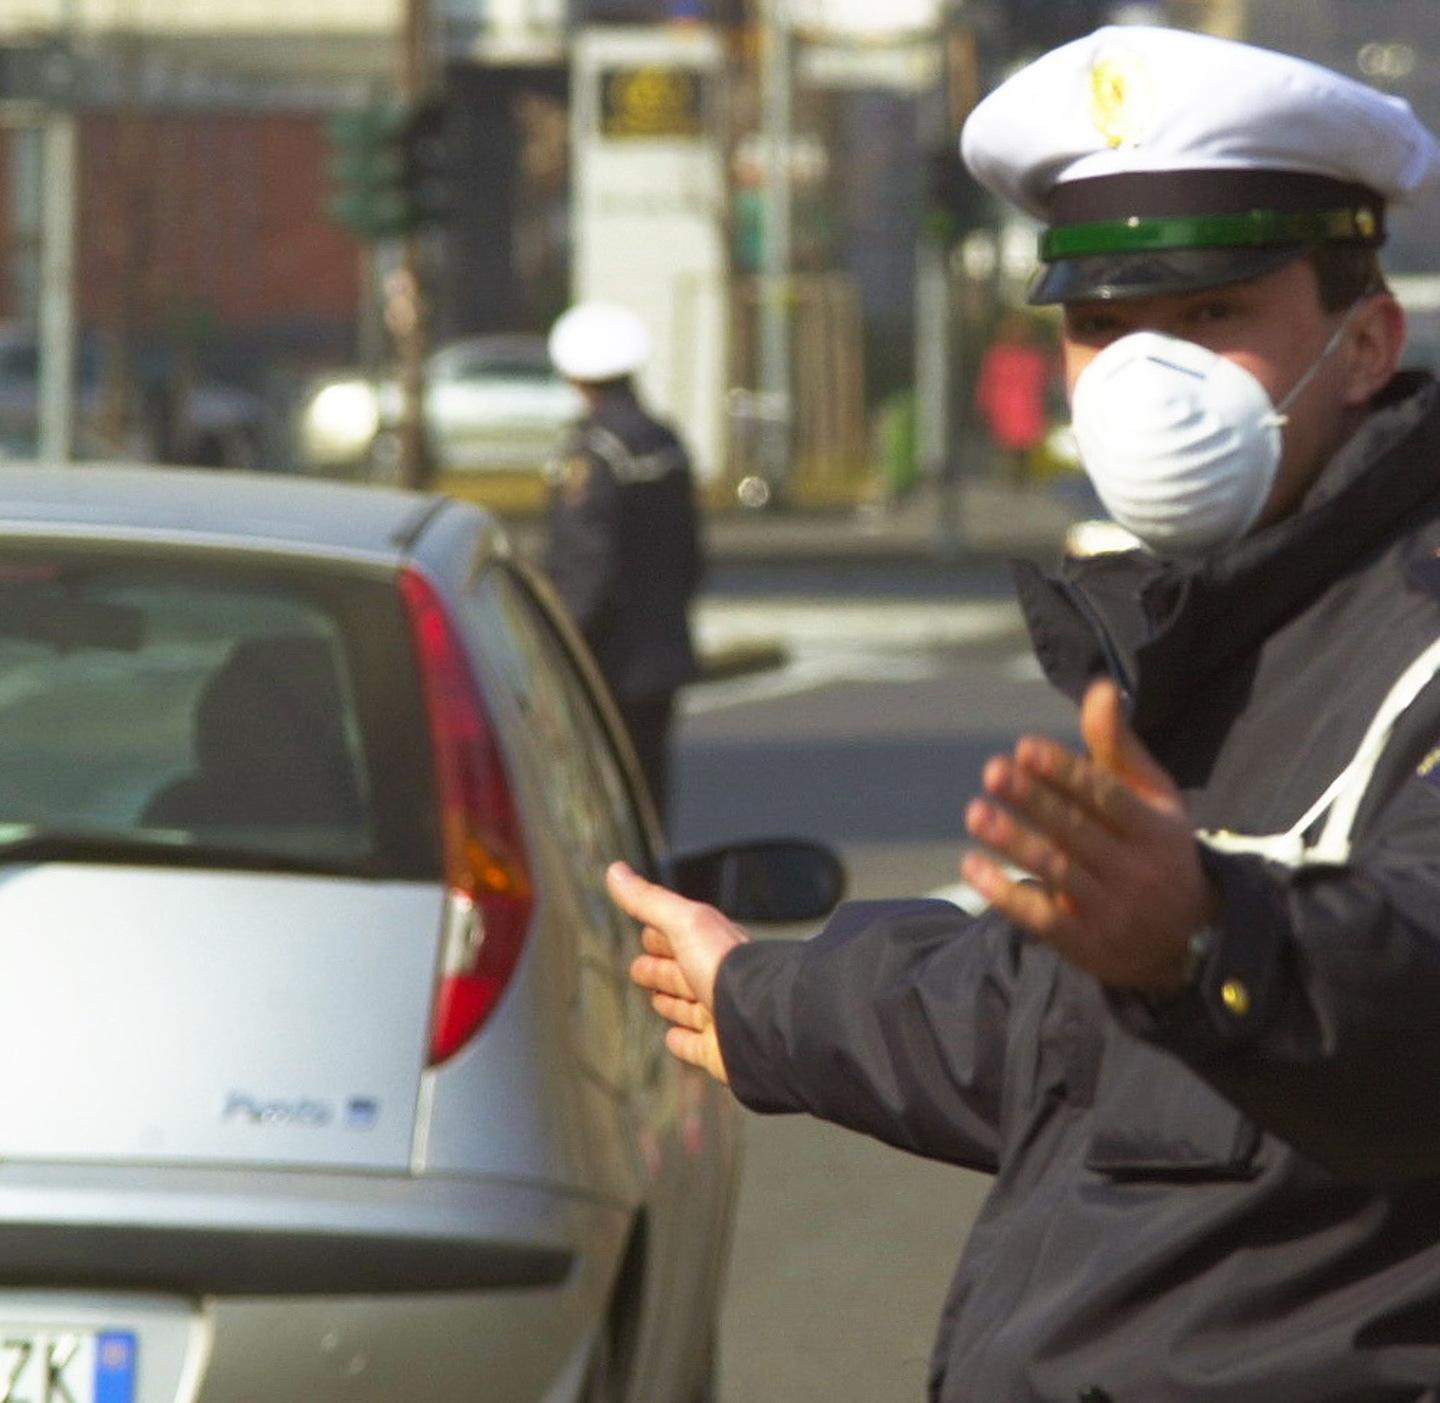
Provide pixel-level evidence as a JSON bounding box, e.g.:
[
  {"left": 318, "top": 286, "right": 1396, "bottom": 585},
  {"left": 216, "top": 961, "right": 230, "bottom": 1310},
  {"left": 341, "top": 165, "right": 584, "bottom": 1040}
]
[{"left": 76, "top": 110, "right": 359, "bottom": 336}]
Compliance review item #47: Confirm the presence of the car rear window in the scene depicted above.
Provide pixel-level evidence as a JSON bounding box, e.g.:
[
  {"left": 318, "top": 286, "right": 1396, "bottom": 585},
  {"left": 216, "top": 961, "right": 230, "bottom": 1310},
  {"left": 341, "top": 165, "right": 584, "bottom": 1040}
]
[{"left": 0, "top": 547, "right": 438, "bottom": 879}]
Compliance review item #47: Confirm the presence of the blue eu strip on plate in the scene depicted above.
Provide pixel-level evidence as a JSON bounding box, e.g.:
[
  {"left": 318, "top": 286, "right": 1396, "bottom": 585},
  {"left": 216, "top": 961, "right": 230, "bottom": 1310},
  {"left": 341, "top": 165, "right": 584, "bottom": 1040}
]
[{"left": 93, "top": 1332, "right": 137, "bottom": 1403}]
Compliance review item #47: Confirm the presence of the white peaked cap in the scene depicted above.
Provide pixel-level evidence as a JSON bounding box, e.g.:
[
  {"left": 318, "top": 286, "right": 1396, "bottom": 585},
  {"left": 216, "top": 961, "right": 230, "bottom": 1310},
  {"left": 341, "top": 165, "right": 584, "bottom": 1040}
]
[
  {"left": 548, "top": 302, "right": 652, "bottom": 382},
  {"left": 959, "top": 27, "right": 1440, "bottom": 303},
  {"left": 961, "top": 26, "right": 1440, "bottom": 221}
]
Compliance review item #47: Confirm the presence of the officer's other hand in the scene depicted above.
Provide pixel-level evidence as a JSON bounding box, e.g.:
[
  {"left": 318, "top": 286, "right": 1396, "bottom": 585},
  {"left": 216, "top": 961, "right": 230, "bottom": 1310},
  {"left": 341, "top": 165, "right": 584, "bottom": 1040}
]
[
  {"left": 961, "top": 679, "right": 1219, "bottom": 993},
  {"left": 607, "top": 862, "right": 748, "bottom": 1084}
]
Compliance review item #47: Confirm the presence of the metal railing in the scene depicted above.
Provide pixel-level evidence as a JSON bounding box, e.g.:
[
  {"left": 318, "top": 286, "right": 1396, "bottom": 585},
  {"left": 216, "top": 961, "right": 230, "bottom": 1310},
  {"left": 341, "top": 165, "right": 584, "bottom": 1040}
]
[{"left": 725, "top": 271, "right": 866, "bottom": 507}]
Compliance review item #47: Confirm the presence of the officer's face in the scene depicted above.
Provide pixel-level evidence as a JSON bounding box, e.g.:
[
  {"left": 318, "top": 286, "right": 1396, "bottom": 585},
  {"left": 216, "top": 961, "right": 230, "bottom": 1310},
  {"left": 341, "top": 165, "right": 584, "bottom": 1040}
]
[{"left": 1061, "top": 259, "right": 1403, "bottom": 528}]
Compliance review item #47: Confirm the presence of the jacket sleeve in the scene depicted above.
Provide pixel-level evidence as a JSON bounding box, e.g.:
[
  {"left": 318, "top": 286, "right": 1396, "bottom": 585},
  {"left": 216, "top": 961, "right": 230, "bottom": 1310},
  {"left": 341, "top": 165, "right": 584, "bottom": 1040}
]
[
  {"left": 713, "top": 899, "right": 1018, "bottom": 1173},
  {"left": 543, "top": 453, "right": 621, "bottom": 641},
  {"left": 1111, "top": 768, "right": 1440, "bottom": 1184}
]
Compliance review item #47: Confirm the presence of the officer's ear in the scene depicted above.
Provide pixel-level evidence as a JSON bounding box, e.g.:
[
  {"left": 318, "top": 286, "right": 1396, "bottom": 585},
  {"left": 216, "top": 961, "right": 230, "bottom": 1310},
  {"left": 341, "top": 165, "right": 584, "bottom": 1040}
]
[{"left": 1339, "top": 292, "right": 1405, "bottom": 407}]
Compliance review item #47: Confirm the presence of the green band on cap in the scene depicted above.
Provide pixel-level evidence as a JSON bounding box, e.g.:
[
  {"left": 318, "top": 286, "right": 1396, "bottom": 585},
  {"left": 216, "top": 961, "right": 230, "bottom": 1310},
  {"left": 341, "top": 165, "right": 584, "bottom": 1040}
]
[{"left": 1040, "top": 207, "right": 1375, "bottom": 261}]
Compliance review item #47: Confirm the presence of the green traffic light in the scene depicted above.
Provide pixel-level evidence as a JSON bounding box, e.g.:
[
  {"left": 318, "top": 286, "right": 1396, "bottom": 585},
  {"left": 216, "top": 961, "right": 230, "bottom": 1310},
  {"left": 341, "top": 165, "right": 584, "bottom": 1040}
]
[{"left": 324, "top": 99, "right": 441, "bottom": 241}]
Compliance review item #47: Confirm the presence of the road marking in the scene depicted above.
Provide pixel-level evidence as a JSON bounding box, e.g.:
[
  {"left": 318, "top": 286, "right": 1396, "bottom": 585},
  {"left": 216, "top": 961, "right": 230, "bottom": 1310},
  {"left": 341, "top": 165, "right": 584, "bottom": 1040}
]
[
  {"left": 694, "top": 597, "right": 1021, "bottom": 654},
  {"left": 927, "top": 879, "right": 989, "bottom": 915},
  {"left": 1005, "top": 652, "right": 1045, "bottom": 681},
  {"left": 682, "top": 650, "right": 941, "bottom": 716},
  {"left": 686, "top": 597, "right": 1024, "bottom": 715},
  {"left": 927, "top": 854, "right": 1031, "bottom": 917}
]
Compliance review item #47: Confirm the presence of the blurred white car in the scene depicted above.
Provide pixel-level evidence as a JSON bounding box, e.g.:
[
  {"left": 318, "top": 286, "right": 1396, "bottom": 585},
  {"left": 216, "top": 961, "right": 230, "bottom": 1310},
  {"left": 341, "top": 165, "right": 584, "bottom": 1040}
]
[
  {"left": 0, "top": 463, "right": 844, "bottom": 1403},
  {"left": 294, "top": 334, "right": 584, "bottom": 482},
  {"left": 1392, "top": 272, "right": 1440, "bottom": 378}
]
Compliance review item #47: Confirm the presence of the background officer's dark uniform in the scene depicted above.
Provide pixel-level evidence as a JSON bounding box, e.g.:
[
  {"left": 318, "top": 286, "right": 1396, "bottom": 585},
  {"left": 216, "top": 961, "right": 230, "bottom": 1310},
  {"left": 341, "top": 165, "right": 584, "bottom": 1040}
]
[{"left": 544, "top": 386, "right": 702, "bottom": 821}]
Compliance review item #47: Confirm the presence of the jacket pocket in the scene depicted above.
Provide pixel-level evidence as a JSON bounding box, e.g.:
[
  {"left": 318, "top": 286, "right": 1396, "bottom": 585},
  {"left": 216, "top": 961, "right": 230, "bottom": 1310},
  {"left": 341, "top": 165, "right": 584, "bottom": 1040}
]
[{"left": 1085, "top": 1037, "right": 1262, "bottom": 1179}]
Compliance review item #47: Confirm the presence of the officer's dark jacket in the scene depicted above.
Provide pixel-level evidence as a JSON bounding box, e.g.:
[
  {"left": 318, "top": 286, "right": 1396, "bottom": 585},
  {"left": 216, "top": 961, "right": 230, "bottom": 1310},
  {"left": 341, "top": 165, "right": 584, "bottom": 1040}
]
[
  {"left": 543, "top": 392, "right": 702, "bottom": 701},
  {"left": 715, "top": 373, "right": 1440, "bottom": 1401}
]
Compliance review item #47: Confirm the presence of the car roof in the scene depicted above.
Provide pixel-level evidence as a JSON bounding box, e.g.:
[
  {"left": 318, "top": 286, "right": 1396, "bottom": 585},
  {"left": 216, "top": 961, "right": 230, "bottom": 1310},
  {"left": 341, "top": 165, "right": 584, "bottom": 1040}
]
[
  {"left": 0, "top": 462, "right": 480, "bottom": 562},
  {"left": 439, "top": 332, "right": 548, "bottom": 356},
  {"left": 429, "top": 333, "right": 553, "bottom": 370}
]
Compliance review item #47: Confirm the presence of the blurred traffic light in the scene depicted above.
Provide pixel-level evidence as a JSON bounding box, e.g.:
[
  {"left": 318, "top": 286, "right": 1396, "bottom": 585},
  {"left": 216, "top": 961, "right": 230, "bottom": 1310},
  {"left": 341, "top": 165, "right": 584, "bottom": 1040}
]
[
  {"left": 326, "top": 99, "right": 453, "bottom": 241},
  {"left": 924, "top": 147, "right": 993, "bottom": 244},
  {"left": 326, "top": 101, "right": 409, "bottom": 240},
  {"left": 400, "top": 99, "right": 456, "bottom": 229}
]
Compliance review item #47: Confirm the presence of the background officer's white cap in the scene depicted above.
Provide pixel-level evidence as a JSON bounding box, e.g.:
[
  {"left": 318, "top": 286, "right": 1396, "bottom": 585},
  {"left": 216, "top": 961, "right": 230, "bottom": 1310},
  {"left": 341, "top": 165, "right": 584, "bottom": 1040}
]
[
  {"left": 960, "top": 25, "right": 1440, "bottom": 304},
  {"left": 548, "top": 301, "right": 652, "bottom": 383}
]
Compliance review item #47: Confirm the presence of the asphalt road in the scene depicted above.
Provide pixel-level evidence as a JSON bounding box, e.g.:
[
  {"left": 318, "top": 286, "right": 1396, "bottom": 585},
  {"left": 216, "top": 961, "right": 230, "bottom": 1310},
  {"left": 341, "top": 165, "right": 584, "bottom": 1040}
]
[{"left": 670, "top": 565, "right": 1076, "bottom": 1403}]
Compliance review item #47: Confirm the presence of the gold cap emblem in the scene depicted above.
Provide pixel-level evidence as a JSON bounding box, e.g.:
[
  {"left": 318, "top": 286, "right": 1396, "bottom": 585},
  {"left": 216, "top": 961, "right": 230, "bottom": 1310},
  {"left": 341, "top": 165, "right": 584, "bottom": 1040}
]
[{"left": 1090, "top": 52, "right": 1154, "bottom": 149}]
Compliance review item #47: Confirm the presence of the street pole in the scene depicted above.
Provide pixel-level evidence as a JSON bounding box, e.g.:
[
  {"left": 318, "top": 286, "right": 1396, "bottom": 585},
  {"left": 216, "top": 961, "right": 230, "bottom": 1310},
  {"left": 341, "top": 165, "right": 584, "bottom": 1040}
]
[
  {"left": 37, "top": 110, "right": 77, "bottom": 463},
  {"left": 914, "top": 26, "right": 955, "bottom": 552},
  {"left": 932, "top": 14, "right": 984, "bottom": 558},
  {"left": 915, "top": 225, "right": 955, "bottom": 547},
  {"left": 395, "top": 0, "right": 434, "bottom": 490},
  {"left": 757, "top": 0, "right": 794, "bottom": 502},
  {"left": 96, "top": 22, "right": 145, "bottom": 461},
  {"left": 34, "top": 0, "right": 82, "bottom": 464},
  {"left": 1196, "top": 0, "right": 1248, "bottom": 39}
]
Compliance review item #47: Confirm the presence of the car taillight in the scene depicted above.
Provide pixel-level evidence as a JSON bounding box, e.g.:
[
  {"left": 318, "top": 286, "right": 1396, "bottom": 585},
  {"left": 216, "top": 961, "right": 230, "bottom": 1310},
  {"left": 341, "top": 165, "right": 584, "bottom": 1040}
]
[{"left": 399, "top": 568, "right": 534, "bottom": 1066}]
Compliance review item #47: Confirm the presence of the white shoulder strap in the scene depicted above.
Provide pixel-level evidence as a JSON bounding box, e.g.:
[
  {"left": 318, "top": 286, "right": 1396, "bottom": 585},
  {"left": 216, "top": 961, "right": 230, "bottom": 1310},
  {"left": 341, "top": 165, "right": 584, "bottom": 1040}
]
[
  {"left": 582, "top": 426, "right": 684, "bottom": 484},
  {"left": 1197, "top": 634, "right": 1440, "bottom": 868}
]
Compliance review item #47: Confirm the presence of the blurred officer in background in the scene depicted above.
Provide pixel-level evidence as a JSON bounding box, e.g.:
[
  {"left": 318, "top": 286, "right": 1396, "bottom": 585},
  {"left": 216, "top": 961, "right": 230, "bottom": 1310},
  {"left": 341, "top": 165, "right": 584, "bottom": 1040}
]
[
  {"left": 545, "top": 301, "right": 703, "bottom": 825},
  {"left": 607, "top": 26, "right": 1440, "bottom": 1402}
]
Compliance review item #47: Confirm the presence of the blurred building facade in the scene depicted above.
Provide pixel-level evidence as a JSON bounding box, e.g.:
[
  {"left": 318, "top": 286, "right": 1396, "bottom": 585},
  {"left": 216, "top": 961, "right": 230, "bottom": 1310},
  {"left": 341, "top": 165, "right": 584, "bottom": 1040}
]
[
  {"left": 3, "top": 0, "right": 1438, "bottom": 482},
  {"left": 1240, "top": 0, "right": 1440, "bottom": 273},
  {"left": 0, "top": 0, "right": 749, "bottom": 473}
]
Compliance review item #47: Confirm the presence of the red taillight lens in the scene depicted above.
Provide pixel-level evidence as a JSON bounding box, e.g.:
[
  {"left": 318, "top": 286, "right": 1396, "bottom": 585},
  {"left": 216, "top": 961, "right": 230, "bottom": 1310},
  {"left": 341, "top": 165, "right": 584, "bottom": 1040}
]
[{"left": 399, "top": 568, "right": 534, "bottom": 1066}]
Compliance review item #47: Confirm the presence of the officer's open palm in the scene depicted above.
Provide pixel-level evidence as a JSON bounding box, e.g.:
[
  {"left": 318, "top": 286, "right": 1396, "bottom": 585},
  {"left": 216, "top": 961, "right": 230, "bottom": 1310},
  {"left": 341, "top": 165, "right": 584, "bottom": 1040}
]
[
  {"left": 607, "top": 862, "right": 748, "bottom": 1084},
  {"left": 962, "top": 679, "right": 1218, "bottom": 993}
]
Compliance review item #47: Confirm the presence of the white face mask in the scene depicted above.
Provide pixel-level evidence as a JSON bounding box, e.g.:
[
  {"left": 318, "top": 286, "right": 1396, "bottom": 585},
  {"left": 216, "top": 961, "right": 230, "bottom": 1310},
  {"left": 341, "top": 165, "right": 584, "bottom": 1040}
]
[{"left": 1069, "top": 313, "right": 1355, "bottom": 558}]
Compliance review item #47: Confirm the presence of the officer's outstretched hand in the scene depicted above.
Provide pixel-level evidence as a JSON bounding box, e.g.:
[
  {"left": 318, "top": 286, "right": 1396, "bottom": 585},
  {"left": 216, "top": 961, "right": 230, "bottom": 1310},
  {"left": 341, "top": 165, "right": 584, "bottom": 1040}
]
[
  {"left": 607, "top": 862, "right": 748, "bottom": 1084},
  {"left": 962, "top": 678, "right": 1219, "bottom": 994}
]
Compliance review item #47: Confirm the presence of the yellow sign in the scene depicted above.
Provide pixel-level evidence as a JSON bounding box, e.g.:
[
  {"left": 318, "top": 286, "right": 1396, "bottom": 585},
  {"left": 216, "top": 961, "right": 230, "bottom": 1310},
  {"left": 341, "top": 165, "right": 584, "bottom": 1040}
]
[{"left": 601, "top": 66, "right": 707, "bottom": 140}]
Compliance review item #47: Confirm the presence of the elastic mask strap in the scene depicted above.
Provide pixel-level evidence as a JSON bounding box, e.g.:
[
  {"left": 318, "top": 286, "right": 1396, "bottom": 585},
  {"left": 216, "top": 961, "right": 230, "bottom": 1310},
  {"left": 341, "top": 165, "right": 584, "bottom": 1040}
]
[
  {"left": 1264, "top": 295, "right": 1372, "bottom": 429},
  {"left": 1200, "top": 634, "right": 1440, "bottom": 869},
  {"left": 1308, "top": 633, "right": 1440, "bottom": 863}
]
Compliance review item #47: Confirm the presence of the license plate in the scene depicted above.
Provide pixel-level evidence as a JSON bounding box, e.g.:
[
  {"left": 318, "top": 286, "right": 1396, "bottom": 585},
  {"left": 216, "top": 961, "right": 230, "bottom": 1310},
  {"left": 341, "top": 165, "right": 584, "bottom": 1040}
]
[{"left": 0, "top": 1331, "right": 135, "bottom": 1403}]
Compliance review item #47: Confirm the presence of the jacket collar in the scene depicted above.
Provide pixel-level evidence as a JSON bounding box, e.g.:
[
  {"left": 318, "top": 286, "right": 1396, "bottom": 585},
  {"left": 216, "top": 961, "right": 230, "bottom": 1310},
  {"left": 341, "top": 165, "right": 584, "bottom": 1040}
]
[{"left": 1016, "top": 372, "right": 1440, "bottom": 743}]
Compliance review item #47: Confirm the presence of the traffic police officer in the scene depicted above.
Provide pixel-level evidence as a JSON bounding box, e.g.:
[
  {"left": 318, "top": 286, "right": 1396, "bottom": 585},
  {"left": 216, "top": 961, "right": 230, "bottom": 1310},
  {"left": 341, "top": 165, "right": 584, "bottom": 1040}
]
[
  {"left": 544, "top": 301, "right": 703, "bottom": 824},
  {"left": 607, "top": 26, "right": 1440, "bottom": 1402}
]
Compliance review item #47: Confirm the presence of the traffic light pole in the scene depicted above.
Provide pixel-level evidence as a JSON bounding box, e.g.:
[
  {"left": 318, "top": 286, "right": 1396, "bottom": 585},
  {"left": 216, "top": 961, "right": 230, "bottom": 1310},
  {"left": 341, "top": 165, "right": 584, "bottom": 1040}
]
[
  {"left": 396, "top": 0, "right": 434, "bottom": 490},
  {"left": 37, "top": 109, "right": 78, "bottom": 463},
  {"left": 929, "top": 15, "right": 984, "bottom": 559},
  {"left": 917, "top": 21, "right": 958, "bottom": 555}
]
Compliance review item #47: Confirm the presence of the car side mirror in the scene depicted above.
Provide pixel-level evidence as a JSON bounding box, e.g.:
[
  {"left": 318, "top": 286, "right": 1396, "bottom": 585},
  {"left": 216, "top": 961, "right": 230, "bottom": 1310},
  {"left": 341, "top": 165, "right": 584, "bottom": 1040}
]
[{"left": 662, "top": 839, "right": 845, "bottom": 924}]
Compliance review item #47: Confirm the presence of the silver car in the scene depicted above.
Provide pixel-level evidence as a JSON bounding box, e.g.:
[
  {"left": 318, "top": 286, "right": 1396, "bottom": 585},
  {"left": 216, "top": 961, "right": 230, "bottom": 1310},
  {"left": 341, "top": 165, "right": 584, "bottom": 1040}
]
[{"left": 0, "top": 463, "right": 842, "bottom": 1403}]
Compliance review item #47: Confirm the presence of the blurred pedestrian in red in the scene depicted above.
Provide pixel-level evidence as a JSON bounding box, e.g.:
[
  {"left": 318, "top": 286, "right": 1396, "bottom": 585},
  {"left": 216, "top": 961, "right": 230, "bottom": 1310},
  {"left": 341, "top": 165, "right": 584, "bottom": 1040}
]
[{"left": 973, "top": 312, "right": 1054, "bottom": 485}]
